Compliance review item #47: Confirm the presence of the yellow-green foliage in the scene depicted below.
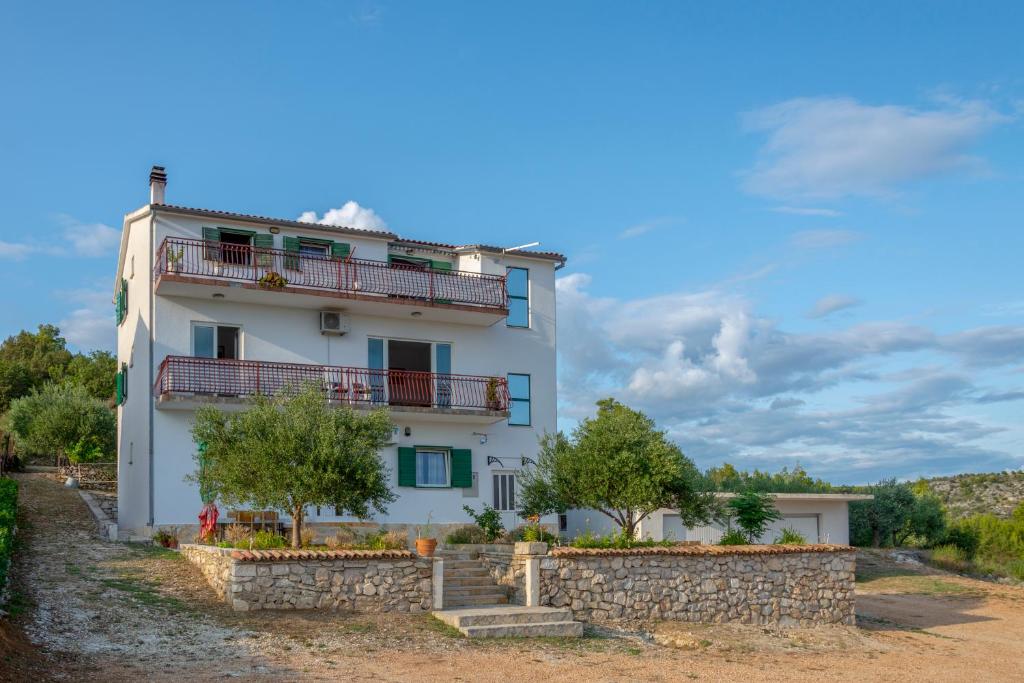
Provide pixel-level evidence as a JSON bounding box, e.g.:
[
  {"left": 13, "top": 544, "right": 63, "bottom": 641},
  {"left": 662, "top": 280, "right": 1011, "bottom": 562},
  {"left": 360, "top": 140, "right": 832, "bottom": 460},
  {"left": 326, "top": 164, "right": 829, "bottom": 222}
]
[{"left": 930, "top": 544, "right": 971, "bottom": 573}]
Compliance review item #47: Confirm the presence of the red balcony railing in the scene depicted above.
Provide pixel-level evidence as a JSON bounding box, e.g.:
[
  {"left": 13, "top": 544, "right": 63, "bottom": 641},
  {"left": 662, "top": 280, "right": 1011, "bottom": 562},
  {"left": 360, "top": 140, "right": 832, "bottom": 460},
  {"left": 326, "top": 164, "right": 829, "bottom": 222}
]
[
  {"left": 154, "top": 356, "right": 510, "bottom": 412},
  {"left": 155, "top": 237, "right": 508, "bottom": 310}
]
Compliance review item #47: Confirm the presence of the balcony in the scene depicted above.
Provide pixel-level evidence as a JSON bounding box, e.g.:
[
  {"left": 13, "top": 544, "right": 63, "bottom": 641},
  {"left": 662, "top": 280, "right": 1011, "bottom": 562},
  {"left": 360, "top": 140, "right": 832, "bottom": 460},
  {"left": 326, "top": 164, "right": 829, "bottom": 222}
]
[
  {"left": 154, "top": 356, "right": 510, "bottom": 423},
  {"left": 154, "top": 237, "right": 509, "bottom": 325}
]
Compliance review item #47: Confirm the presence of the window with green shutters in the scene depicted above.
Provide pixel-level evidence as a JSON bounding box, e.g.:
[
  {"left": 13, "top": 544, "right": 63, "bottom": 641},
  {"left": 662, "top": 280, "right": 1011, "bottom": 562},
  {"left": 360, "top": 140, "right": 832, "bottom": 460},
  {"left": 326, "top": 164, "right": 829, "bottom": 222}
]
[
  {"left": 115, "top": 279, "right": 128, "bottom": 326},
  {"left": 396, "top": 446, "right": 472, "bottom": 488},
  {"left": 282, "top": 237, "right": 349, "bottom": 270},
  {"left": 115, "top": 364, "right": 127, "bottom": 406},
  {"left": 202, "top": 227, "right": 222, "bottom": 261}
]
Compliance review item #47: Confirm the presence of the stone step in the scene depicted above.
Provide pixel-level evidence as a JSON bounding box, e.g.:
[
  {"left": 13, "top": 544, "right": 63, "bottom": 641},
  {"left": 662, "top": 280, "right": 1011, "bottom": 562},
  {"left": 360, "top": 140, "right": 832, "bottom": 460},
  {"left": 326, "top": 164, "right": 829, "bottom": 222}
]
[
  {"left": 436, "top": 552, "right": 479, "bottom": 560},
  {"left": 444, "top": 560, "right": 490, "bottom": 570},
  {"left": 433, "top": 606, "right": 583, "bottom": 638},
  {"left": 438, "top": 606, "right": 576, "bottom": 628},
  {"left": 444, "top": 585, "right": 510, "bottom": 597},
  {"left": 443, "top": 576, "right": 497, "bottom": 588},
  {"left": 444, "top": 569, "right": 492, "bottom": 579},
  {"left": 461, "top": 621, "right": 584, "bottom": 638},
  {"left": 443, "top": 595, "right": 510, "bottom": 607}
]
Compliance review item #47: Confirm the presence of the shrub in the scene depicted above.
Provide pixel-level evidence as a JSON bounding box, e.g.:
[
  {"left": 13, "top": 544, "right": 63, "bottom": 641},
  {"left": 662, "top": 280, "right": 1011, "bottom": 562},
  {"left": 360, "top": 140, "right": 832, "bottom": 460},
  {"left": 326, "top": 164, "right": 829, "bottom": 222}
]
[
  {"left": 361, "top": 529, "right": 407, "bottom": 550},
  {"left": 324, "top": 526, "right": 359, "bottom": 549},
  {"left": 727, "top": 491, "right": 782, "bottom": 543},
  {"left": 719, "top": 529, "right": 749, "bottom": 546},
  {"left": 152, "top": 529, "right": 178, "bottom": 548},
  {"left": 300, "top": 526, "right": 317, "bottom": 548},
  {"left": 462, "top": 504, "right": 504, "bottom": 542},
  {"left": 930, "top": 544, "right": 972, "bottom": 574},
  {"left": 570, "top": 529, "right": 671, "bottom": 549},
  {"left": 446, "top": 524, "right": 491, "bottom": 545},
  {"left": 504, "top": 525, "right": 559, "bottom": 545},
  {"left": 942, "top": 524, "right": 981, "bottom": 558},
  {"left": 773, "top": 527, "right": 807, "bottom": 545},
  {"left": 223, "top": 523, "right": 251, "bottom": 545},
  {"left": 248, "top": 530, "right": 287, "bottom": 550},
  {"left": 0, "top": 479, "right": 17, "bottom": 597}
]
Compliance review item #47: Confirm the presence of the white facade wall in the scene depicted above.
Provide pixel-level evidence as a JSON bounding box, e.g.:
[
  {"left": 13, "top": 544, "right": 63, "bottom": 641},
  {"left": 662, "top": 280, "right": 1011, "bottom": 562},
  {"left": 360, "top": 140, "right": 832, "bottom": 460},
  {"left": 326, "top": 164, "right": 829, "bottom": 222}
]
[{"left": 117, "top": 206, "right": 559, "bottom": 536}]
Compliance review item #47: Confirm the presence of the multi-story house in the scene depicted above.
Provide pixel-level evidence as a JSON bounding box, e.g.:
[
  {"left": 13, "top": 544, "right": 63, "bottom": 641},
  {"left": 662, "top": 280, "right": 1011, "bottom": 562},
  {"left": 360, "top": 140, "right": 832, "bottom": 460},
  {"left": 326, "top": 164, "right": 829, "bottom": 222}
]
[{"left": 113, "top": 167, "right": 564, "bottom": 540}]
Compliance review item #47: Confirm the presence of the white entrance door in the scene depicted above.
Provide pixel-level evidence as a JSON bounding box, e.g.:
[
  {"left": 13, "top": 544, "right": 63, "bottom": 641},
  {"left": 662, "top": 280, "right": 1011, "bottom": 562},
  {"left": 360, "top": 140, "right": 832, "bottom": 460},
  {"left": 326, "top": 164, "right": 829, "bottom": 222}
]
[{"left": 492, "top": 472, "right": 519, "bottom": 531}]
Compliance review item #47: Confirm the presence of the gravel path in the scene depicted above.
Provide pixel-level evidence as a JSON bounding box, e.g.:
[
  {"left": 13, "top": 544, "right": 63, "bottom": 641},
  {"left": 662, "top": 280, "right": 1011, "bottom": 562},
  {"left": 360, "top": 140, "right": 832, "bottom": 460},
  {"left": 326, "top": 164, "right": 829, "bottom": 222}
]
[{"left": 3, "top": 473, "right": 1023, "bottom": 682}]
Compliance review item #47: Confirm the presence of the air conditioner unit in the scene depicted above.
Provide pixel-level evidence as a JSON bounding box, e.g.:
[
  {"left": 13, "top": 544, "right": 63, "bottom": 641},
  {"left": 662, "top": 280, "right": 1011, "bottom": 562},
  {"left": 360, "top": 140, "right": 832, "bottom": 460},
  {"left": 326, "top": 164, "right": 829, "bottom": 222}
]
[{"left": 319, "top": 311, "right": 350, "bottom": 336}]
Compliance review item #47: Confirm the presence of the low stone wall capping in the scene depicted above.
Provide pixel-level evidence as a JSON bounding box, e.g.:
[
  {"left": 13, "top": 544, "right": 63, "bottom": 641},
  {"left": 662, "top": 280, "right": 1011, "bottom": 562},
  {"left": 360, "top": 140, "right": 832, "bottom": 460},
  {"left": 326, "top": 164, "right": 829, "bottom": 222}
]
[
  {"left": 180, "top": 544, "right": 432, "bottom": 612},
  {"left": 550, "top": 543, "right": 852, "bottom": 558}
]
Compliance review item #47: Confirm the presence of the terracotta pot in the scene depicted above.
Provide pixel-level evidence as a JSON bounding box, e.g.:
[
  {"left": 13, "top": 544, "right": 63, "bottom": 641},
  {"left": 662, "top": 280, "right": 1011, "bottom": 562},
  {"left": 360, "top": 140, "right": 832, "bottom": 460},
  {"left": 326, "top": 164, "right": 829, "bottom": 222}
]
[{"left": 416, "top": 538, "right": 437, "bottom": 557}]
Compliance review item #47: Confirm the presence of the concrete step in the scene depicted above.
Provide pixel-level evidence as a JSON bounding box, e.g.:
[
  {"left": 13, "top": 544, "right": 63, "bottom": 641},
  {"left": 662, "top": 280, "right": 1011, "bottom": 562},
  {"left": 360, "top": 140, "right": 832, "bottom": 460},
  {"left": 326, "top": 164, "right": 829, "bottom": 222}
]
[
  {"left": 433, "top": 606, "right": 583, "bottom": 638},
  {"left": 436, "top": 552, "right": 479, "bottom": 560},
  {"left": 440, "top": 606, "right": 575, "bottom": 628},
  {"left": 462, "top": 621, "right": 584, "bottom": 638},
  {"left": 443, "top": 595, "right": 510, "bottom": 607}
]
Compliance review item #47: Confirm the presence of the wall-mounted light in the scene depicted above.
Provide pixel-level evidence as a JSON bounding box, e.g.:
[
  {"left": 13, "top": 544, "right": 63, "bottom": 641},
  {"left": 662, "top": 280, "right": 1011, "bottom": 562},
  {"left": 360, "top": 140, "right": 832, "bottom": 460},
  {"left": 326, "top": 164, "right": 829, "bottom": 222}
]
[
  {"left": 404, "top": 426, "right": 412, "bottom": 437},
  {"left": 212, "top": 293, "right": 225, "bottom": 299},
  {"left": 269, "top": 226, "right": 280, "bottom": 234},
  {"left": 410, "top": 311, "right": 422, "bottom": 317},
  {"left": 473, "top": 432, "right": 488, "bottom": 444}
]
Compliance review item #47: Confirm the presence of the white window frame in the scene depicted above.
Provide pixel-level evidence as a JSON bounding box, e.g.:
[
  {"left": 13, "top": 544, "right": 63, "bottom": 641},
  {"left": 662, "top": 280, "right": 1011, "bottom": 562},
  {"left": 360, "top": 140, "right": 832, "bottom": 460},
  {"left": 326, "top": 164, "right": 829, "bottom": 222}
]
[
  {"left": 190, "top": 322, "right": 243, "bottom": 359},
  {"left": 299, "top": 240, "right": 330, "bottom": 258},
  {"left": 415, "top": 448, "right": 451, "bottom": 488}
]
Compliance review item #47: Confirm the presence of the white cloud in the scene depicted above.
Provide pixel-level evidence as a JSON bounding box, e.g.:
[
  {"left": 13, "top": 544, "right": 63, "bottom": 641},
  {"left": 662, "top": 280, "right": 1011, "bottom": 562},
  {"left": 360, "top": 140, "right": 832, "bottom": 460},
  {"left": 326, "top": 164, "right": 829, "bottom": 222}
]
[
  {"left": 790, "top": 229, "right": 863, "bottom": 249},
  {"left": 297, "top": 201, "right": 388, "bottom": 232},
  {"left": 556, "top": 273, "right": 1024, "bottom": 482},
  {"left": 57, "top": 214, "right": 120, "bottom": 257},
  {"left": 807, "top": 294, "right": 862, "bottom": 319},
  {"left": 741, "top": 97, "right": 1009, "bottom": 200},
  {"left": 0, "top": 241, "right": 35, "bottom": 260},
  {"left": 56, "top": 287, "right": 114, "bottom": 351},
  {"left": 619, "top": 217, "right": 681, "bottom": 239},
  {"left": 771, "top": 206, "right": 843, "bottom": 217}
]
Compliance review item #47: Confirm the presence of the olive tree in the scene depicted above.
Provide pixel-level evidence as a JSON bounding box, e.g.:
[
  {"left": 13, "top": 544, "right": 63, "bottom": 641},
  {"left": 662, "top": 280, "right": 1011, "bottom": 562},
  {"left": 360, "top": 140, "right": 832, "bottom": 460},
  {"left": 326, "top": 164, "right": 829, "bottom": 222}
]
[
  {"left": 190, "top": 383, "right": 396, "bottom": 548},
  {"left": 7, "top": 382, "right": 115, "bottom": 463},
  {"left": 518, "top": 398, "right": 716, "bottom": 538}
]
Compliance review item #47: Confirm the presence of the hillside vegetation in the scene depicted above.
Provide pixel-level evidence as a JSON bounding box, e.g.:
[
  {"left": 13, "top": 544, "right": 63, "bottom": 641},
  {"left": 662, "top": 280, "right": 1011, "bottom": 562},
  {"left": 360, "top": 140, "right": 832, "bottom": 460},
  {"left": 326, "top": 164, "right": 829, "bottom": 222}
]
[{"left": 920, "top": 471, "right": 1024, "bottom": 520}]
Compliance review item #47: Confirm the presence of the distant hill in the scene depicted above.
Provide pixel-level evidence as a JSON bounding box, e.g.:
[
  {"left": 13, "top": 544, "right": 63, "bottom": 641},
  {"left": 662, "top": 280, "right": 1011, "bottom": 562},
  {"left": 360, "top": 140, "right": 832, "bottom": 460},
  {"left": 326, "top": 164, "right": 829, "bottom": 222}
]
[{"left": 921, "top": 471, "right": 1024, "bottom": 519}]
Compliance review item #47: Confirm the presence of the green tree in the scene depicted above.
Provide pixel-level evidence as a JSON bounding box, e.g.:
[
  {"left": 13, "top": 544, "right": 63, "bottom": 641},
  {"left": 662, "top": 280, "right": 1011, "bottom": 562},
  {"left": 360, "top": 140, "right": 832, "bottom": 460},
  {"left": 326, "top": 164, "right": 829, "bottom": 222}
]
[
  {"left": 0, "top": 360, "right": 33, "bottom": 413},
  {"left": 0, "top": 325, "right": 73, "bottom": 387},
  {"left": 726, "top": 491, "right": 783, "bottom": 543},
  {"left": 895, "top": 492, "right": 947, "bottom": 547},
  {"left": 190, "top": 383, "right": 396, "bottom": 548},
  {"left": 65, "top": 350, "right": 117, "bottom": 403},
  {"left": 518, "top": 398, "right": 716, "bottom": 538},
  {"left": 7, "top": 383, "right": 115, "bottom": 463},
  {"left": 849, "top": 479, "right": 916, "bottom": 547}
]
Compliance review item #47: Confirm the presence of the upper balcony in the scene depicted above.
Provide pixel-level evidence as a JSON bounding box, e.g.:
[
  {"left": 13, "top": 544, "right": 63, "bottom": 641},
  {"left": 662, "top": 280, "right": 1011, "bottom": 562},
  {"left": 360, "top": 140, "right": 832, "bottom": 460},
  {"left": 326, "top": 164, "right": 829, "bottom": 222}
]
[
  {"left": 154, "top": 355, "right": 510, "bottom": 424},
  {"left": 154, "top": 237, "right": 509, "bottom": 326}
]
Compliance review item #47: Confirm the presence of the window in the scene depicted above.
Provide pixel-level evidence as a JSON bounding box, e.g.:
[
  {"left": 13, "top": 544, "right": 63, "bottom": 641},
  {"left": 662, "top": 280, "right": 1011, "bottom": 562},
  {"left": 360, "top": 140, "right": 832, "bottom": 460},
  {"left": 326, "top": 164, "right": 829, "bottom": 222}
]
[
  {"left": 506, "top": 267, "right": 529, "bottom": 327},
  {"left": 416, "top": 449, "right": 450, "bottom": 487},
  {"left": 299, "top": 241, "right": 329, "bottom": 258},
  {"left": 508, "top": 373, "right": 531, "bottom": 426},
  {"left": 192, "top": 324, "right": 240, "bottom": 359},
  {"left": 493, "top": 472, "right": 516, "bottom": 511}
]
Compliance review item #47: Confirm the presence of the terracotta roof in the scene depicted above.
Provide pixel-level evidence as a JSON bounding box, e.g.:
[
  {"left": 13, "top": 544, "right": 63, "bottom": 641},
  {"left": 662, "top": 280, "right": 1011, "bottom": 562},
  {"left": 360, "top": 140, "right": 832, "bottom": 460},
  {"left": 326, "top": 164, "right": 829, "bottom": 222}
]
[
  {"left": 549, "top": 544, "right": 853, "bottom": 559},
  {"left": 229, "top": 548, "right": 418, "bottom": 562},
  {"left": 149, "top": 204, "right": 567, "bottom": 263}
]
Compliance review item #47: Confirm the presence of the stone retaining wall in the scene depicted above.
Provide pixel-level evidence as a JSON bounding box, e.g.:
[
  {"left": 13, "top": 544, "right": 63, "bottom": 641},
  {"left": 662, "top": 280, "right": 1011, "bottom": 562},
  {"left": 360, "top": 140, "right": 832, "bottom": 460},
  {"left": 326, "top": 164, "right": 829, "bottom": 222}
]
[
  {"left": 537, "top": 545, "right": 856, "bottom": 626},
  {"left": 181, "top": 544, "right": 433, "bottom": 612}
]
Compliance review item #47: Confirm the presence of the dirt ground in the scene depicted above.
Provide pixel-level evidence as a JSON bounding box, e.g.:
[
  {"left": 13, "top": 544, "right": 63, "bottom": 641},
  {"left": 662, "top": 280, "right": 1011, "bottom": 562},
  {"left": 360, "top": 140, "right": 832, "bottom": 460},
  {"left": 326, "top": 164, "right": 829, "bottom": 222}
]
[{"left": 2, "top": 473, "right": 1023, "bottom": 682}]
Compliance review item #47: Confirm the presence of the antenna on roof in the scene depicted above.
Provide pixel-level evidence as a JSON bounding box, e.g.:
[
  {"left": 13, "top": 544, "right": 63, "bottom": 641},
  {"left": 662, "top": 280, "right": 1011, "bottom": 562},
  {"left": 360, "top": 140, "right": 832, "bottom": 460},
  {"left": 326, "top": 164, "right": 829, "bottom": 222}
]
[{"left": 502, "top": 241, "right": 540, "bottom": 254}]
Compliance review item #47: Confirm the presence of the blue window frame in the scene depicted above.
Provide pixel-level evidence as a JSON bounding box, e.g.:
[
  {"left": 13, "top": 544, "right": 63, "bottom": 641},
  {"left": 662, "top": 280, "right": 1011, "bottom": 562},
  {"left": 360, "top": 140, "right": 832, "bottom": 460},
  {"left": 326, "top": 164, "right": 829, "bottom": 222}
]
[
  {"left": 508, "top": 373, "right": 531, "bottom": 426},
  {"left": 506, "top": 267, "right": 529, "bottom": 328}
]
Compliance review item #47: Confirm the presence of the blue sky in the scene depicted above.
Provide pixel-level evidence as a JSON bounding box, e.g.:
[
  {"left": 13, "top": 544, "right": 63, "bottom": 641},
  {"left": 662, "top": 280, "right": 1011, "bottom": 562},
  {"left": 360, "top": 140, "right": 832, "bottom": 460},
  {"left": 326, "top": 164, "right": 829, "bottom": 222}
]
[{"left": 2, "top": 2, "right": 1023, "bottom": 483}]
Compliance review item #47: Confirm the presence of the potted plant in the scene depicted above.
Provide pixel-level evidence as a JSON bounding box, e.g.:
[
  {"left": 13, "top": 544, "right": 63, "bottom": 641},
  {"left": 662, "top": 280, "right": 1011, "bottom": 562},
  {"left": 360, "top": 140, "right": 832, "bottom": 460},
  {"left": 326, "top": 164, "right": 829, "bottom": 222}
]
[
  {"left": 485, "top": 377, "right": 502, "bottom": 410},
  {"left": 257, "top": 271, "right": 288, "bottom": 290},
  {"left": 153, "top": 529, "right": 179, "bottom": 549},
  {"left": 415, "top": 512, "right": 437, "bottom": 557},
  {"left": 167, "top": 247, "right": 184, "bottom": 273}
]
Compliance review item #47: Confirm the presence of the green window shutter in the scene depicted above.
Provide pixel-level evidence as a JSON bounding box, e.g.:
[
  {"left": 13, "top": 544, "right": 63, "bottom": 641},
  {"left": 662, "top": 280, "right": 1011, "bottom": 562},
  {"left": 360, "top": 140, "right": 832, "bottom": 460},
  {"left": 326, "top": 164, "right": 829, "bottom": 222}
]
[
  {"left": 252, "top": 233, "right": 274, "bottom": 267},
  {"left": 398, "top": 447, "right": 417, "bottom": 487},
  {"left": 283, "top": 236, "right": 301, "bottom": 270},
  {"left": 121, "top": 279, "right": 128, "bottom": 324},
  {"left": 431, "top": 260, "right": 452, "bottom": 272},
  {"left": 451, "top": 449, "right": 472, "bottom": 488},
  {"left": 115, "top": 370, "right": 124, "bottom": 406},
  {"left": 330, "top": 242, "right": 351, "bottom": 259},
  {"left": 202, "top": 227, "right": 222, "bottom": 261},
  {"left": 120, "top": 363, "right": 128, "bottom": 401}
]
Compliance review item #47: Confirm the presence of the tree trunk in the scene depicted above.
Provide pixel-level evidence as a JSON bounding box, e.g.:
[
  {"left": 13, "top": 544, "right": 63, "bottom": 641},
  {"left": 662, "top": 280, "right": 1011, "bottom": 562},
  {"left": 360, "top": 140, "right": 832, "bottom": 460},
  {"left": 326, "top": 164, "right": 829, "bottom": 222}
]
[{"left": 291, "top": 505, "right": 304, "bottom": 549}]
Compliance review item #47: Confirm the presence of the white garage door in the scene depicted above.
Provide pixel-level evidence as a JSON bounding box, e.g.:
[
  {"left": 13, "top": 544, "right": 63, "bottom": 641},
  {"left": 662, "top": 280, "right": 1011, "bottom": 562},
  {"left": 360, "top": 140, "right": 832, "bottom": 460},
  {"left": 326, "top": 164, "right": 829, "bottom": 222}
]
[
  {"left": 662, "top": 515, "right": 726, "bottom": 543},
  {"left": 762, "top": 515, "right": 820, "bottom": 544}
]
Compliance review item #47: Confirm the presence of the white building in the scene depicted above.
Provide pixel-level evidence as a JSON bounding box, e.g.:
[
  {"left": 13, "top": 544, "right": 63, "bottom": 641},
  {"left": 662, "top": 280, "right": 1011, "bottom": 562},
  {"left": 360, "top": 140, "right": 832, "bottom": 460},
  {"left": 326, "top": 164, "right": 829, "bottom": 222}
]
[
  {"left": 114, "top": 167, "right": 564, "bottom": 540},
  {"left": 564, "top": 493, "right": 873, "bottom": 546}
]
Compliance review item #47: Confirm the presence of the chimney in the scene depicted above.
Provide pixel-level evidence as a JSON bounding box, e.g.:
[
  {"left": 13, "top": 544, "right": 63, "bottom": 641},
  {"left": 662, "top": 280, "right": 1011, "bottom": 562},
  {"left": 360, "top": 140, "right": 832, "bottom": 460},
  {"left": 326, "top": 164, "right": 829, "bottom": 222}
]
[{"left": 149, "top": 165, "right": 167, "bottom": 204}]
